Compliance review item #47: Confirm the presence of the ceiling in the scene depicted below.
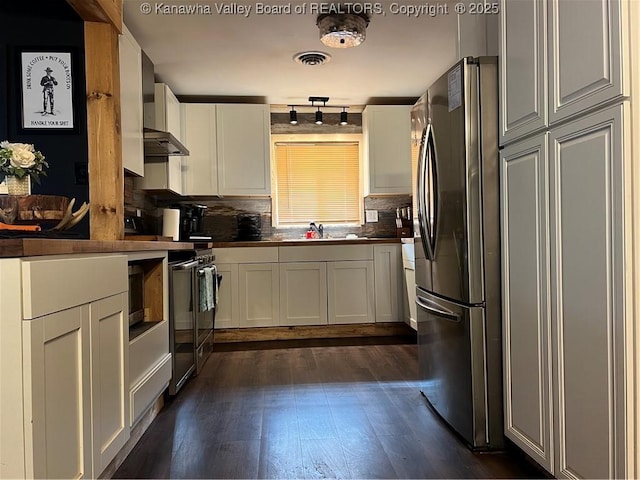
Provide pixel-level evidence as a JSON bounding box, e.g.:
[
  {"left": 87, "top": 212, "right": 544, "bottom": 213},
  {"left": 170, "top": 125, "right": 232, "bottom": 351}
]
[{"left": 122, "top": 1, "right": 460, "bottom": 108}]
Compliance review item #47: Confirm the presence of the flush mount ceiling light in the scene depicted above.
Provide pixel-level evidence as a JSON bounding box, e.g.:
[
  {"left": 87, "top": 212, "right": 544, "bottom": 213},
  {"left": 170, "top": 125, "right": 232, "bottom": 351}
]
[{"left": 317, "top": 12, "right": 370, "bottom": 48}]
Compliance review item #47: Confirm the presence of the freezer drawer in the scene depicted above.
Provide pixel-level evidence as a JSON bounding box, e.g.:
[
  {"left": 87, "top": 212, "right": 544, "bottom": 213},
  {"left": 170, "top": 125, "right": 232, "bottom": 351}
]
[{"left": 416, "top": 289, "right": 502, "bottom": 449}]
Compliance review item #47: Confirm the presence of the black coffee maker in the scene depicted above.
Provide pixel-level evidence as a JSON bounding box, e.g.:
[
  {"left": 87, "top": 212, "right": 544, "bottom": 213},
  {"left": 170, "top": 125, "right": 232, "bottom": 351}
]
[{"left": 178, "top": 204, "right": 211, "bottom": 241}]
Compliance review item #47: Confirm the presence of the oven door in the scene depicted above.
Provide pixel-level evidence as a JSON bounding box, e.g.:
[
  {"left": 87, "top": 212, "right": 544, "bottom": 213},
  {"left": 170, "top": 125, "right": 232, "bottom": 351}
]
[
  {"left": 195, "top": 263, "right": 218, "bottom": 374},
  {"left": 168, "top": 258, "right": 198, "bottom": 395}
]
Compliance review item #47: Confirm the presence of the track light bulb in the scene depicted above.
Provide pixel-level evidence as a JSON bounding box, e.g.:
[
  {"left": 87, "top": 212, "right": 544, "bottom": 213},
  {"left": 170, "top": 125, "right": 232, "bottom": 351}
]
[
  {"left": 289, "top": 108, "right": 298, "bottom": 125},
  {"left": 340, "top": 109, "right": 348, "bottom": 125},
  {"left": 315, "top": 109, "right": 323, "bottom": 125}
]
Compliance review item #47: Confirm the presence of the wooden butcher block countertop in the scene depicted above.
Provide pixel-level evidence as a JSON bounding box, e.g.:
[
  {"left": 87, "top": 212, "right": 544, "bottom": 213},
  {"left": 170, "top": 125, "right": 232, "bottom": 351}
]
[{"left": 0, "top": 239, "right": 197, "bottom": 258}]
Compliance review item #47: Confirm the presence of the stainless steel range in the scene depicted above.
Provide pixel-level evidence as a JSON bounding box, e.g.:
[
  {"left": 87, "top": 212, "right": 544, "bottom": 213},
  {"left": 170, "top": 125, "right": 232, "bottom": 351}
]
[{"left": 168, "top": 248, "right": 219, "bottom": 395}]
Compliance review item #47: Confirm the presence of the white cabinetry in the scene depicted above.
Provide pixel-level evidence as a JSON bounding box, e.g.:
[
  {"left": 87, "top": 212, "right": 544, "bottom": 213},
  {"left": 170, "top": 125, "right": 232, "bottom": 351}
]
[
  {"left": 214, "top": 263, "right": 238, "bottom": 328},
  {"left": 362, "top": 105, "right": 412, "bottom": 195},
  {"left": 498, "top": 0, "right": 547, "bottom": 144},
  {"left": 181, "top": 103, "right": 270, "bottom": 196},
  {"left": 373, "top": 244, "right": 402, "bottom": 323},
  {"left": 548, "top": 0, "right": 628, "bottom": 124},
  {"left": 119, "top": 24, "right": 144, "bottom": 176},
  {"left": 238, "top": 263, "right": 279, "bottom": 327},
  {"left": 138, "top": 157, "right": 183, "bottom": 194},
  {"left": 182, "top": 103, "right": 218, "bottom": 196},
  {"left": 279, "top": 262, "right": 327, "bottom": 326},
  {"left": 549, "top": 105, "right": 627, "bottom": 479},
  {"left": 327, "top": 261, "right": 374, "bottom": 324},
  {"left": 499, "top": 0, "right": 629, "bottom": 144},
  {"left": 155, "top": 83, "right": 183, "bottom": 142},
  {"left": 501, "top": 134, "right": 552, "bottom": 472},
  {"left": 216, "top": 104, "right": 271, "bottom": 196},
  {"left": 1, "top": 254, "right": 129, "bottom": 479},
  {"left": 500, "top": 2, "right": 635, "bottom": 474}
]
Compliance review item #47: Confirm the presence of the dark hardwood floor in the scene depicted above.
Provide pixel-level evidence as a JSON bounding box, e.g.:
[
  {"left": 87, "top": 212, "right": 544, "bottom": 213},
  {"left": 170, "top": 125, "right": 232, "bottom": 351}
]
[{"left": 114, "top": 338, "right": 544, "bottom": 479}]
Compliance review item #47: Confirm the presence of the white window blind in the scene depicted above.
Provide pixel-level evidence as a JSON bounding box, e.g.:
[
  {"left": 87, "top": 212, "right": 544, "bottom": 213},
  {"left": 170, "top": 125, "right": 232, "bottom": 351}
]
[{"left": 275, "top": 142, "right": 360, "bottom": 225}]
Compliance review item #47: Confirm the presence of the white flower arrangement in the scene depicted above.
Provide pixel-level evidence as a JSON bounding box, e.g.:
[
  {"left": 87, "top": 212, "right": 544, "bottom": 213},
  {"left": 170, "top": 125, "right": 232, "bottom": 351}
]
[{"left": 0, "top": 141, "right": 49, "bottom": 184}]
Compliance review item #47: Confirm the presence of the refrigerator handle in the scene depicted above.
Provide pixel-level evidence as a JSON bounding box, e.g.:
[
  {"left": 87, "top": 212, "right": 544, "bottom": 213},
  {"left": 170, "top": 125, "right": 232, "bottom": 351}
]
[
  {"left": 417, "top": 126, "right": 434, "bottom": 260},
  {"left": 416, "top": 294, "right": 461, "bottom": 322}
]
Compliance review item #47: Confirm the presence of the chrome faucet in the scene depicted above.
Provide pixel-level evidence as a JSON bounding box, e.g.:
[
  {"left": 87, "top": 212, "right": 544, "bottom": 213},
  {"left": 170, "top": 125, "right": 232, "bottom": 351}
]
[{"left": 309, "top": 222, "right": 324, "bottom": 239}]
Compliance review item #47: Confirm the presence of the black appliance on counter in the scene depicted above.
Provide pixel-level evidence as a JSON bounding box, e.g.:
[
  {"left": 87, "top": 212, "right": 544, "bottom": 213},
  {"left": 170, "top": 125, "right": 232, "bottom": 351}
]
[
  {"left": 167, "top": 248, "right": 220, "bottom": 395},
  {"left": 236, "top": 213, "right": 262, "bottom": 241},
  {"left": 178, "top": 204, "right": 212, "bottom": 241}
]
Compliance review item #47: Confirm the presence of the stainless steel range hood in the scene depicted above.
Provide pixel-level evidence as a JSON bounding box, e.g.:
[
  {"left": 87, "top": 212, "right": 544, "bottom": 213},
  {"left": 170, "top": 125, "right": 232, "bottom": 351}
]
[
  {"left": 143, "top": 128, "right": 189, "bottom": 156},
  {"left": 142, "top": 52, "right": 189, "bottom": 156}
]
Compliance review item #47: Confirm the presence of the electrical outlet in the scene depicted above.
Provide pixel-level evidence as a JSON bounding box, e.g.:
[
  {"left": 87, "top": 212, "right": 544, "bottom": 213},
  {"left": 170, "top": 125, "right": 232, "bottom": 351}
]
[{"left": 365, "top": 209, "right": 378, "bottom": 223}]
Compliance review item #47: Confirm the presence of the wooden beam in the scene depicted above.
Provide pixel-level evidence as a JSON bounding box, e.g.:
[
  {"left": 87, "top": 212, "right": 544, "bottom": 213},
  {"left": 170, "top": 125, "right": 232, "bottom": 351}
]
[
  {"left": 85, "top": 22, "right": 124, "bottom": 240},
  {"left": 214, "top": 323, "right": 416, "bottom": 343},
  {"left": 67, "top": 0, "right": 122, "bottom": 33}
]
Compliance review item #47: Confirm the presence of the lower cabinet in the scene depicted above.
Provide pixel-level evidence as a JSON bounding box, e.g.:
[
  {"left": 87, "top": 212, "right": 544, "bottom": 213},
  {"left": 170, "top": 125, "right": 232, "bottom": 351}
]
[
  {"left": 502, "top": 104, "right": 633, "bottom": 478},
  {"left": 214, "top": 263, "right": 239, "bottom": 328},
  {"left": 22, "top": 306, "right": 93, "bottom": 479},
  {"left": 214, "top": 244, "right": 403, "bottom": 329},
  {"left": 327, "top": 261, "right": 375, "bottom": 324},
  {"left": 279, "top": 262, "right": 328, "bottom": 326},
  {"left": 238, "top": 263, "right": 279, "bottom": 327},
  {"left": 1, "top": 254, "right": 129, "bottom": 480},
  {"left": 90, "top": 294, "right": 130, "bottom": 475}
]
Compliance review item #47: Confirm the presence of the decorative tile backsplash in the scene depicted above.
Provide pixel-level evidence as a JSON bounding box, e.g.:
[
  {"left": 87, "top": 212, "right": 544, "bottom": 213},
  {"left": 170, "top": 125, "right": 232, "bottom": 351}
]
[{"left": 158, "top": 195, "right": 412, "bottom": 241}]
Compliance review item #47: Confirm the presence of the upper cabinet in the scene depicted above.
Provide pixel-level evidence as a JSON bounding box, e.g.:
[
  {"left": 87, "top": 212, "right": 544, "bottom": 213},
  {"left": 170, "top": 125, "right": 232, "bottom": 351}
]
[
  {"left": 362, "top": 105, "right": 412, "bottom": 195},
  {"left": 181, "top": 103, "right": 271, "bottom": 196},
  {"left": 547, "top": 0, "right": 628, "bottom": 124},
  {"left": 216, "top": 104, "right": 271, "bottom": 196},
  {"left": 499, "top": 0, "right": 629, "bottom": 144},
  {"left": 499, "top": 0, "right": 547, "bottom": 144},
  {"left": 154, "top": 83, "right": 183, "bottom": 142},
  {"left": 119, "top": 24, "right": 144, "bottom": 176},
  {"left": 182, "top": 103, "right": 218, "bottom": 196}
]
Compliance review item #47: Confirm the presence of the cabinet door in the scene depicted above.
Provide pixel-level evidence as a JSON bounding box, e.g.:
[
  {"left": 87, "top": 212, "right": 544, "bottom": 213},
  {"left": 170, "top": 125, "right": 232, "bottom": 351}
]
[
  {"left": 327, "top": 261, "right": 375, "bottom": 324},
  {"left": 499, "top": 0, "right": 547, "bottom": 144},
  {"left": 22, "top": 306, "right": 93, "bottom": 479},
  {"left": 363, "top": 106, "right": 412, "bottom": 195},
  {"left": 214, "top": 263, "right": 239, "bottom": 329},
  {"left": 119, "top": 24, "right": 144, "bottom": 176},
  {"left": 216, "top": 104, "right": 271, "bottom": 195},
  {"left": 549, "top": 104, "right": 626, "bottom": 479},
  {"left": 90, "top": 293, "right": 129, "bottom": 475},
  {"left": 155, "top": 83, "right": 182, "bottom": 142},
  {"left": 373, "top": 245, "right": 402, "bottom": 323},
  {"left": 279, "top": 262, "right": 328, "bottom": 326},
  {"left": 500, "top": 134, "right": 553, "bottom": 473},
  {"left": 182, "top": 103, "right": 218, "bottom": 195},
  {"left": 548, "top": 0, "right": 627, "bottom": 124},
  {"left": 137, "top": 158, "right": 182, "bottom": 194},
  {"left": 238, "top": 263, "right": 279, "bottom": 327}
]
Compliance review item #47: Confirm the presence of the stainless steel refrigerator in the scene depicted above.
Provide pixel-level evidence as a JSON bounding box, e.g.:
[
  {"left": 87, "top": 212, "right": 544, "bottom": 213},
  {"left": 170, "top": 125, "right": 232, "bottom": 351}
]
[{"left": 412, "top": 56, "right": 503, "bottom": 449}]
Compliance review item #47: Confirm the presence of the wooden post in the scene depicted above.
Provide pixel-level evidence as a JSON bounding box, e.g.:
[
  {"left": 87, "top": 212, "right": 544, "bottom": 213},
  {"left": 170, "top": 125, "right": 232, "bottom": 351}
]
[
  {"left": 67, "top": 0, "right": 122, "bottom": 33},
  {"left": 85, "top": 22, "right": 123, "bottom": 240}
]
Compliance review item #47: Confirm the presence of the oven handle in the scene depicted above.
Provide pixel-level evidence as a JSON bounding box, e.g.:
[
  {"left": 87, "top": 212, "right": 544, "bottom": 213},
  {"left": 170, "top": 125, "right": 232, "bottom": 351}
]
[{"left": 173, "top": 260, "right": 199, "bottom": 270}]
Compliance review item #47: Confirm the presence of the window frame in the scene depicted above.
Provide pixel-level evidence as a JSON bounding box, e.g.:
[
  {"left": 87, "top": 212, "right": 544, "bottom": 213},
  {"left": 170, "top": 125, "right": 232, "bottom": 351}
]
[{"left": 270, "top": 133, "right": 364, "bottom": 228}]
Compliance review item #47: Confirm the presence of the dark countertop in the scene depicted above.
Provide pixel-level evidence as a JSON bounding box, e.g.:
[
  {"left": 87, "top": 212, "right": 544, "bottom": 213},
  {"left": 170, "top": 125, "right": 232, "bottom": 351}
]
[
  {"left": 0, "top": 239, "right": 198, "bottom": 258},
  {"left": 211, "top": 237, "right": 403, "bottom": 248}
]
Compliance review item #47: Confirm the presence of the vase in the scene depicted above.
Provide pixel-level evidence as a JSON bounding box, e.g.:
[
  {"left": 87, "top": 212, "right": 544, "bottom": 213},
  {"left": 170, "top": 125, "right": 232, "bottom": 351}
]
[{"left": 5, "top": 175, "right": 31, "bottom": 196}]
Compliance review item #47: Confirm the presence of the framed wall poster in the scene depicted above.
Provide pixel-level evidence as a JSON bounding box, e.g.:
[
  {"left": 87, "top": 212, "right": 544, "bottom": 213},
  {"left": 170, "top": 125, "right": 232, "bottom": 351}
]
[{"left": 20, "top": 51, "right": 74, "bottom": 130}]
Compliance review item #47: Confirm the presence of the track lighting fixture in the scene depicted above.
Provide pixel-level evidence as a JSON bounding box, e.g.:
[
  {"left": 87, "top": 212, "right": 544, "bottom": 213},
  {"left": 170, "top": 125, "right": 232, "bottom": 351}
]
[
  {"left": 340, "top": 107, "right": 348, "bottom": 125},
  {"left": 286, "top": 97, "right": 350, "bottom": 126}
]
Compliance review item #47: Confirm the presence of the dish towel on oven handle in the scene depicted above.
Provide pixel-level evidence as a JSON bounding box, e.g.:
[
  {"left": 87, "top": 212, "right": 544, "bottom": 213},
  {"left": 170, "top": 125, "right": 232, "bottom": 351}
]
[{"left": 199, "top": 266, "right": 215, "bottom": 312}]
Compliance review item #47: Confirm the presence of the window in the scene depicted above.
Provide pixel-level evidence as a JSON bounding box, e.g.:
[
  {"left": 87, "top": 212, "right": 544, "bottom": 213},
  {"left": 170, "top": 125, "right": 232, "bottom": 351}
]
[{"left": 273, "top": 137, "right": 362, "bottom": 225}]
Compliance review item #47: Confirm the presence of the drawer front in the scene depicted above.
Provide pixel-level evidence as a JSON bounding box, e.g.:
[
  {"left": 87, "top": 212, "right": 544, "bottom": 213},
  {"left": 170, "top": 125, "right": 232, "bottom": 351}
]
[
  {"left": 279, "top": 245, "right": 373, "bottom": 262},
  {"left": 22, "top": 255, "right": 127, "bottom": 319},
  {"left": 129, "top": 320, "right": 169, "bottom": 387},
  {"left": 130, "top": 353, "right": 171, "bottom": 426},
  {"left": 214, "top": 247, "right": 278, "bottom": 264}
]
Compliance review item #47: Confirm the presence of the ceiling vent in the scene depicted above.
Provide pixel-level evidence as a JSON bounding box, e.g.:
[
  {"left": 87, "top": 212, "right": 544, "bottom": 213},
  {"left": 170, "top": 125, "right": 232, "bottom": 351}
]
[{"left": 293, "top": 51, "right": 331, "bottom": 66}]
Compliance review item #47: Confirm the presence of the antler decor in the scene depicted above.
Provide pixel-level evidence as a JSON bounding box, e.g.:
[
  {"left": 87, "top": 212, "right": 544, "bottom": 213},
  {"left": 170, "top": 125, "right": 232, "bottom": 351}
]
[{"left": 0, "top": 195, "right": 89, "bottom": 232}]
